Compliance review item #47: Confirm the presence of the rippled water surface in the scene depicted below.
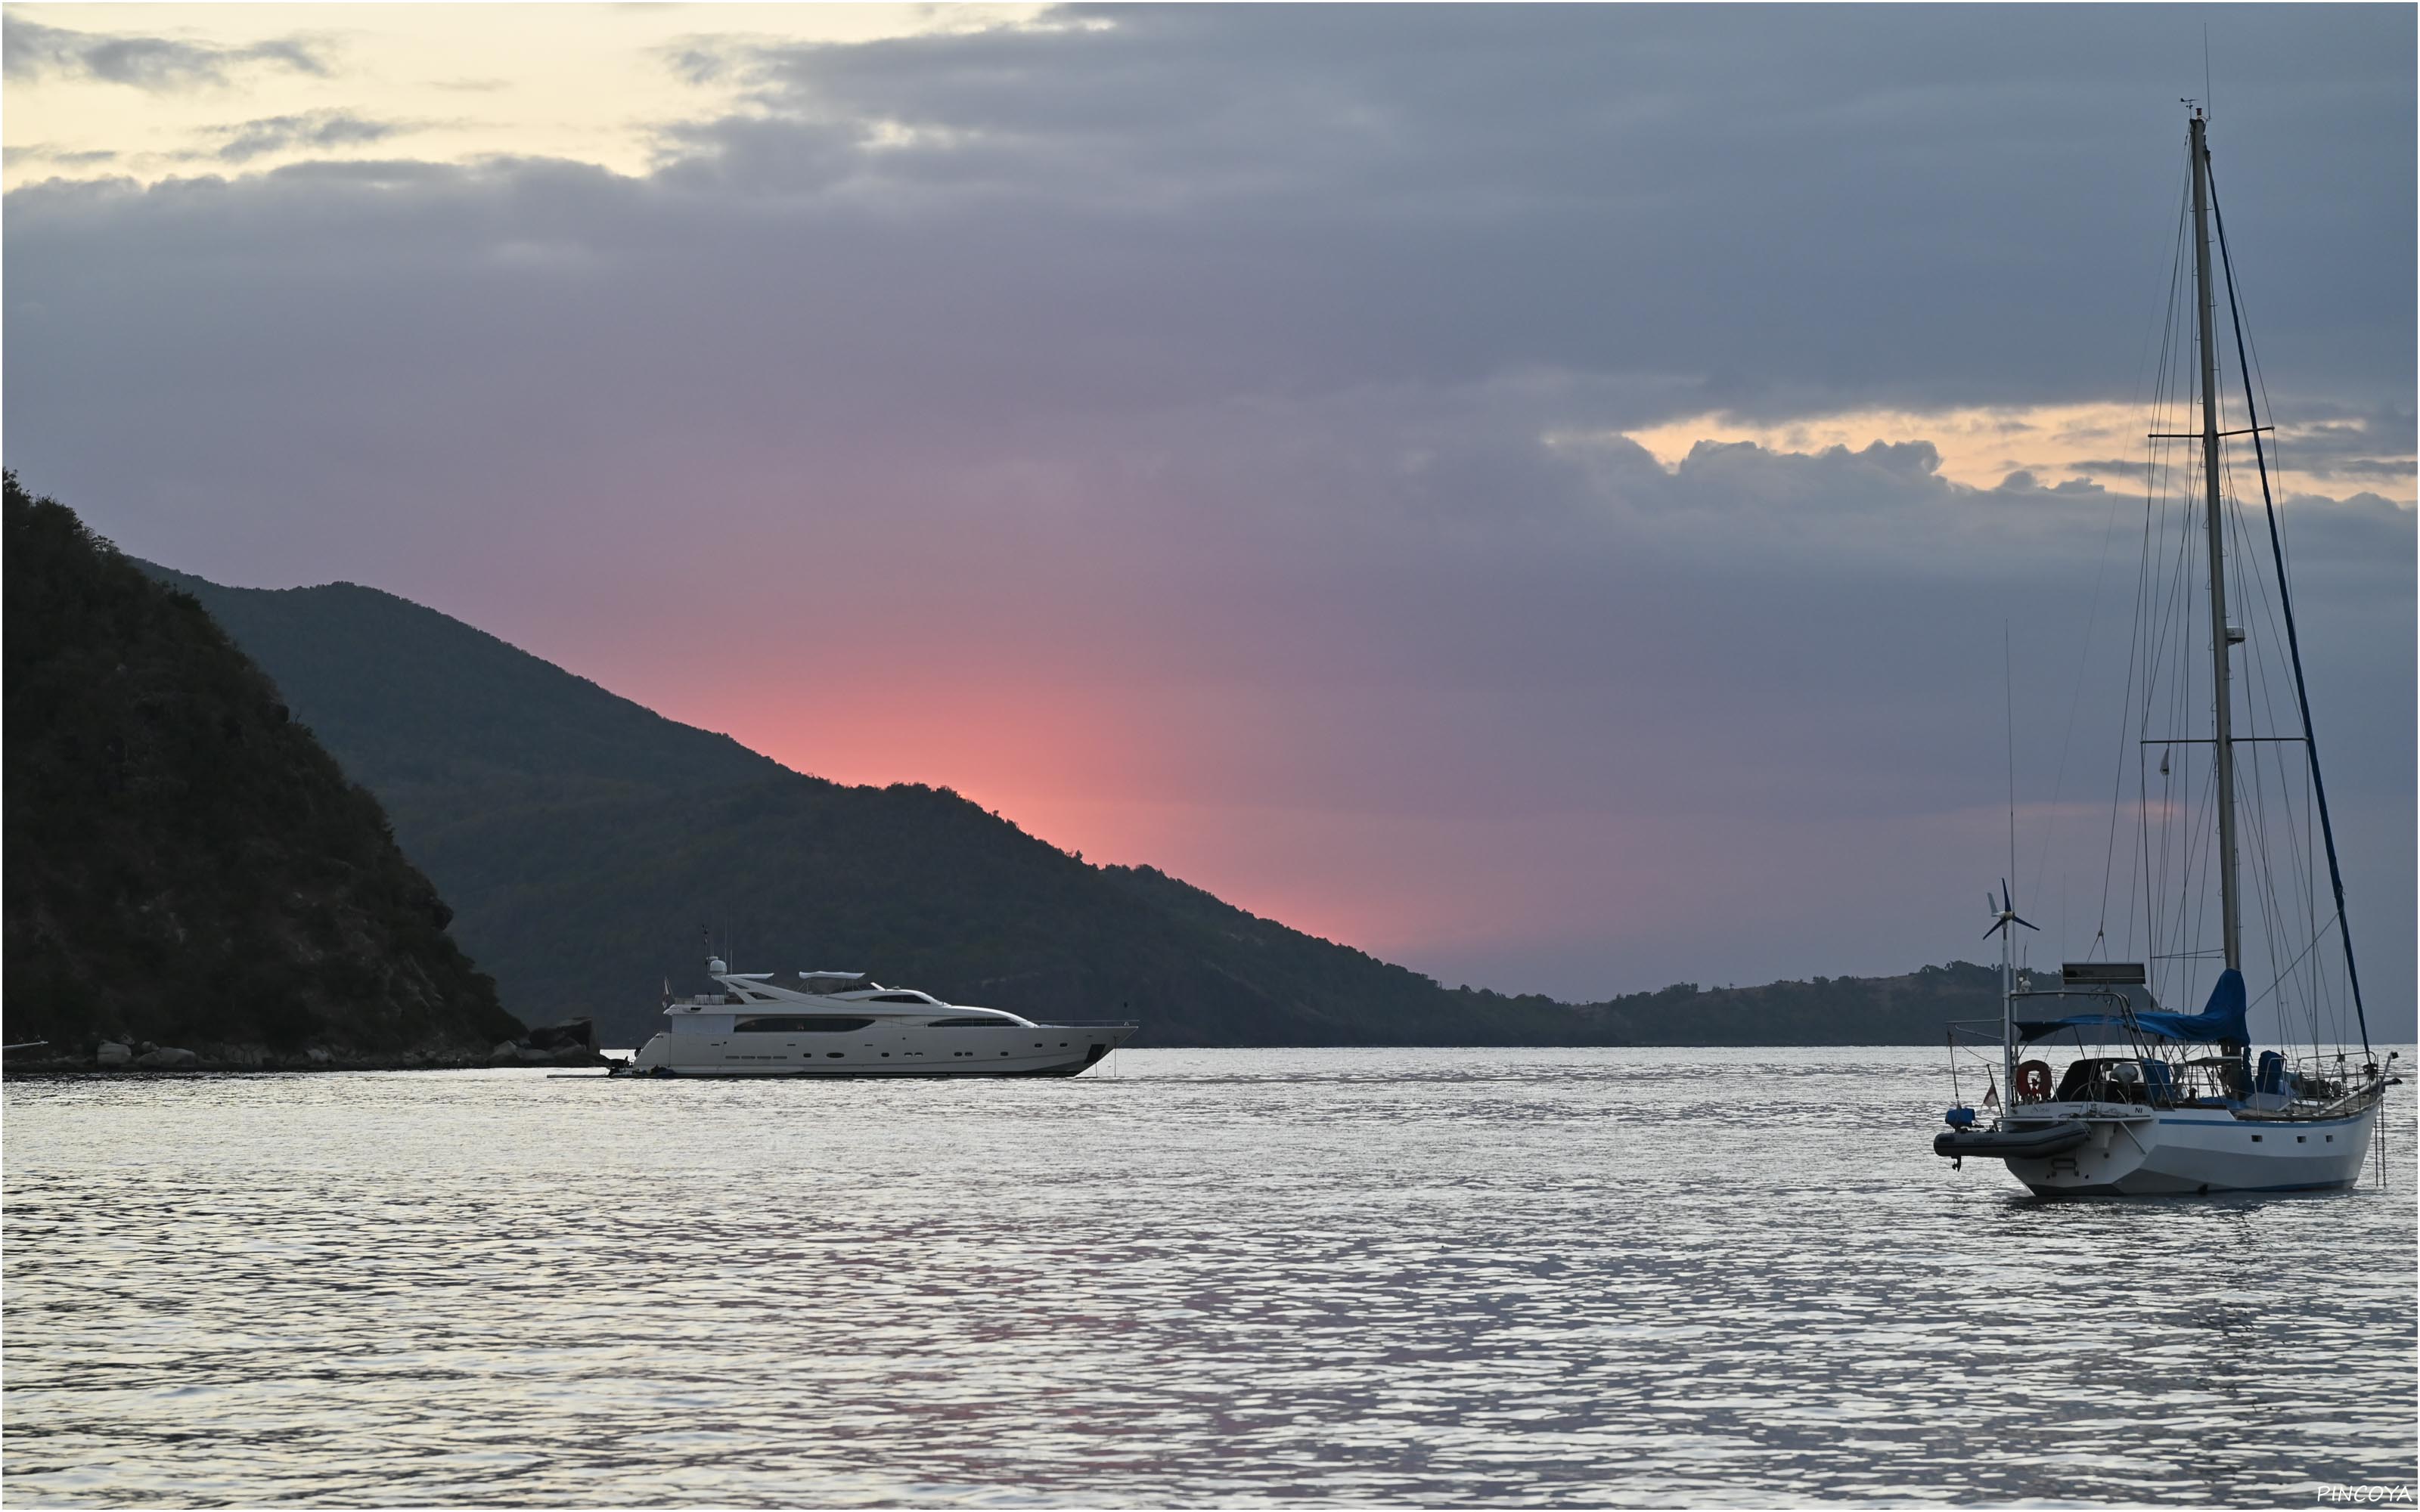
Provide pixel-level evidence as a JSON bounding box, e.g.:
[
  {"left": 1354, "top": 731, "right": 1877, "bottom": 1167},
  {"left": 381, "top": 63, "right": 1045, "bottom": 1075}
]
[{"left": 6, "top": 1049, "right": 2414, "bottom": 1506}]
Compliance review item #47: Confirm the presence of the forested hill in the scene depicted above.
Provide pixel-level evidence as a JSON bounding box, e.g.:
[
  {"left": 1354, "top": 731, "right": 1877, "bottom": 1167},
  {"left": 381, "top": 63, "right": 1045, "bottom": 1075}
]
[
  {"left": 145, "top": 559, "right": 2012, "bottom": 1049},
  {"left": 141, "top": 561, "right": 786, "bottom": 811},
  {"left": 5, "top": 476, "right": 520, "bottom": 1063}
]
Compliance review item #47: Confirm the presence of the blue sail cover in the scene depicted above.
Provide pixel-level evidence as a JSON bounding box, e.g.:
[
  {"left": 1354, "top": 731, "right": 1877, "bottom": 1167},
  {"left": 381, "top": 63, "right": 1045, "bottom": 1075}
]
[{"left": 2015, "top": 968, "right": 2250, "bottom": 1046}]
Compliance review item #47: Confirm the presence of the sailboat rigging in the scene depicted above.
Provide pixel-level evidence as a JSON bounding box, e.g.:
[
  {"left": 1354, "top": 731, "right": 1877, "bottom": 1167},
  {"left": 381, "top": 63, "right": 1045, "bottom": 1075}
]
[{"left": 1932, "top": 107, "right": 2397, "bottom": 1195}]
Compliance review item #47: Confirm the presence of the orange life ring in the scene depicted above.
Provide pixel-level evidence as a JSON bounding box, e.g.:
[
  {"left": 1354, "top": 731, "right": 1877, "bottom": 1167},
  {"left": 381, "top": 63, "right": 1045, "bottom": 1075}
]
[{"left": 2017, "top": 1059, "right": 2055, "bottom": 1103}]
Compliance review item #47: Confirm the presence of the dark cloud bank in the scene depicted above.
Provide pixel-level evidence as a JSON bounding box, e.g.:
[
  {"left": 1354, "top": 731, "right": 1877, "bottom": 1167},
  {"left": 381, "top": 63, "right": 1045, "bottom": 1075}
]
[{"left": 5, "top": 5, "right": 2411, "bottom": 1027}]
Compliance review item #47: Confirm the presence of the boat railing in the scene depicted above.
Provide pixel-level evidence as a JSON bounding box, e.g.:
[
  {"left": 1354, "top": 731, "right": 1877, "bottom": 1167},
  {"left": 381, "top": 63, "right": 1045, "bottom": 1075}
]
[
  {"left": 2024, "top": 1051, "right": 2389, "bottom": 1118},
  {"left": 2281, "top": 1051, "right": 2375, "bottom": 1077},
  {"left": 2232, "top": 1082, "right": 2385, "bottom": 1122},
  {"left": 2279, "top": 1053, "right": 2391, "bottom": 1109}
]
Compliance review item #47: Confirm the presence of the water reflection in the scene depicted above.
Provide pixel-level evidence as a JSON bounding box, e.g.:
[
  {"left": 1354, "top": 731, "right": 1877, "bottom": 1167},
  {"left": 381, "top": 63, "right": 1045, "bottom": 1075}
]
[{"left": 5, "top": 1049, "right": 2412, "bottom": 1505}]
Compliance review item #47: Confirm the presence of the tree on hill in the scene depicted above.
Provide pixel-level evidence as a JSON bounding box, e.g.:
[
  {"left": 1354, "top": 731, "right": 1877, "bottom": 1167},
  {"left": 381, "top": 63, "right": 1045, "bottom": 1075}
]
[{"left": 4, "top": 472, "right": 519, "bottom": 1061}]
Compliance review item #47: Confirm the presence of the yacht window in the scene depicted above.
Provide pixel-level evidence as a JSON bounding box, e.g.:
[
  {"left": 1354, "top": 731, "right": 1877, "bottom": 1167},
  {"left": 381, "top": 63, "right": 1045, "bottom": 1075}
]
[
  {"left": 931, "top": 1017, "right": 1009, "bottom": 1027},
  {"left": 869, "top": 993, "right": 936, "bottom": 1004},
  {"left": 736, "top": 1016, "right": 873, "bottom": 1033}
]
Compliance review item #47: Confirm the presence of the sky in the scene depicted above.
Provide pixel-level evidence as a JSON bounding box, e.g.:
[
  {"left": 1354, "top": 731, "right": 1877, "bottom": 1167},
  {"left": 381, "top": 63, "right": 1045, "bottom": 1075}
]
[{"left": 5, "top": 4, "right": 2413, "bottom": 1036}]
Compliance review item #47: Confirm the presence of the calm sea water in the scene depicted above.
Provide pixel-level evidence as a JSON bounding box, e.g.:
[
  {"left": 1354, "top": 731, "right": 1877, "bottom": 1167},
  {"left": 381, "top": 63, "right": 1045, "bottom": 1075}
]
[{"left": 5, "top": 1048, "right": 2413, "bottom": 1507}]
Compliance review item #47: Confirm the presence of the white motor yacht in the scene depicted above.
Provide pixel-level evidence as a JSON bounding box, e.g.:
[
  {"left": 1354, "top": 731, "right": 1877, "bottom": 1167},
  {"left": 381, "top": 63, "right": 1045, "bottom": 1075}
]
[{"left": 620, "top": 957, "right": 1137, "bottom": 1077}]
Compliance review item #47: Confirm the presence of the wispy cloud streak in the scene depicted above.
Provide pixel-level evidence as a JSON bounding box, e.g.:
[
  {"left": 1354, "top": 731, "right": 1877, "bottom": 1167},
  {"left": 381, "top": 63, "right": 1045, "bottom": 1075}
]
[
  {"left": 204, "top": 112, "right": 409, "bottom": 165},
  {"left": 3, "top": 16, "right": 330, "bottom": 91}
]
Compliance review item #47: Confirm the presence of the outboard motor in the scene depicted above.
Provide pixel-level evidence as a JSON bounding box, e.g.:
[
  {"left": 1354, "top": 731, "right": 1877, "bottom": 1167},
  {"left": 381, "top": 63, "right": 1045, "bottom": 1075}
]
[{"left": 1940, "top": 1105, "right": 1976, "bottom": 1168}]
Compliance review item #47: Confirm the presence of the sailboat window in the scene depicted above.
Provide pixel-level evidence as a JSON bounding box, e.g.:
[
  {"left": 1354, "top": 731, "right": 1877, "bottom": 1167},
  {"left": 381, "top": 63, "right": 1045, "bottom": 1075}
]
[{"left": 737, "top": 1016, "right": 873, "bottom": 1033}]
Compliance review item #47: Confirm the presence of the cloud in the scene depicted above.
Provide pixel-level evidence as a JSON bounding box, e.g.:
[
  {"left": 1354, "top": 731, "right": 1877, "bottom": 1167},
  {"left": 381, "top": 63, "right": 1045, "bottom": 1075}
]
[
  {"left": 2063, "top": 407, "right": 2416, "bottom": 497},
  {"left": 2270, "top": 407, "right": 2418, "bottom": 480},
  {"left": 2, "top": 16, "right": 331, "bottom": 91},
  {"left": 632, "top": 6, "right": 2415, "bottom": 416},
  {"left": 2, "top": 6, "right": 2409, "bottom": 1022},
  {"left": 203, "top": 111, "right": 410, "bottom": 165},
  {"left": 658, "top": 40, "right": 736, "bottom": 88},
  {"left": 2, "top": 143, "right": 119, "bottom": 169}
]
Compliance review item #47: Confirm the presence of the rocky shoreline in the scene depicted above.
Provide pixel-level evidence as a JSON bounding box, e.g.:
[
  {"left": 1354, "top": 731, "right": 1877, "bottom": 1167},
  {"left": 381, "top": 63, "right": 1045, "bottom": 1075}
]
[{"left": 3, "top": 1018, "right": 613, "bottom": 1076}]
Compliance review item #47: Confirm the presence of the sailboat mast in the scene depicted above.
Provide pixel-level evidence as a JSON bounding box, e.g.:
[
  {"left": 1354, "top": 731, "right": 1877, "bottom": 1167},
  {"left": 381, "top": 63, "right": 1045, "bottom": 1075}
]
[{"left": 2189, "top": 109, "right": 2242, "bottom": 971}]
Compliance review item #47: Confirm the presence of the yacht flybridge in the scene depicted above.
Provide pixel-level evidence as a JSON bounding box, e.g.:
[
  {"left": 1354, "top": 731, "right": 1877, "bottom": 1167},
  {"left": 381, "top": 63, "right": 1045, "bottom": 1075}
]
[
  {"left": 1932, "top": 108, "right": 2396, "bottom": 1195},
  {"left": 617, "top": 957, "right": 1137, "bottom": 1077}
]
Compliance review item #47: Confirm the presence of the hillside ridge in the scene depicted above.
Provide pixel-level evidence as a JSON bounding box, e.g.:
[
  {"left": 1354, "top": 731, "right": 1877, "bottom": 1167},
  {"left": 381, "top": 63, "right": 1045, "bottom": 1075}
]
[{"left": 141, "top": 561, "right": 2010, "bottom": 1048}]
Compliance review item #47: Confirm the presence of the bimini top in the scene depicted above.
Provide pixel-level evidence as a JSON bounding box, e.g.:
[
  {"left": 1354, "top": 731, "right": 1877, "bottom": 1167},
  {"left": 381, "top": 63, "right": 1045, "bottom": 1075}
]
[{"left": 2016, "top": 968, "right": 2250, "bottom": 1047}]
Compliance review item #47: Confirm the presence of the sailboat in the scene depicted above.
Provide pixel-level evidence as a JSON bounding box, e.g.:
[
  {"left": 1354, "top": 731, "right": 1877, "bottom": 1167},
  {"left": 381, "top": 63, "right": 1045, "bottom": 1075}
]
[{"left": 1932, "top": 107, "right": 2399, "bottom": 1195}]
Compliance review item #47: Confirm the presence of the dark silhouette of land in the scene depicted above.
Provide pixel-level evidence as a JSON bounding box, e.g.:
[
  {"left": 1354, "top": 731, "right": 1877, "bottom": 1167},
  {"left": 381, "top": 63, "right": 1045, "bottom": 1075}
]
[
  {"left": 144, "top": 556, "right": 2013, "bottom": 1049},
  {"left": 5, "top": 475, "right": 521, "bottom": 1065}
]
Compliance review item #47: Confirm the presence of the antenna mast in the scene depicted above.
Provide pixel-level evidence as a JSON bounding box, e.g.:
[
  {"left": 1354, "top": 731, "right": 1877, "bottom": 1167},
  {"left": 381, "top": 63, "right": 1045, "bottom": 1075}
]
[{"left": 2189, "top": 108, "right": 2242, "bottom": 971}]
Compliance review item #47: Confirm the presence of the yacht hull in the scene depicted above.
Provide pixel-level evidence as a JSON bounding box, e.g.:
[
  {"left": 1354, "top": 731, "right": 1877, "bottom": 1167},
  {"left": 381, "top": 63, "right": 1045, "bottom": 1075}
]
[
  {"left": 626, "top": 1022, "right": 1134, "bottom": 1079},
  {"left": 1996, "top": 1102, "right": 2379, "bottom": 1196}
]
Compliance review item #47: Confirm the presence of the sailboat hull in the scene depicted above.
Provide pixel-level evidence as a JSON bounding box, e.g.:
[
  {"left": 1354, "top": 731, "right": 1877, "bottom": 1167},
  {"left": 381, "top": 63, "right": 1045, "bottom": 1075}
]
[{"left": 1999, "top": 1102, "right": 2380, "bottom": 1196}]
